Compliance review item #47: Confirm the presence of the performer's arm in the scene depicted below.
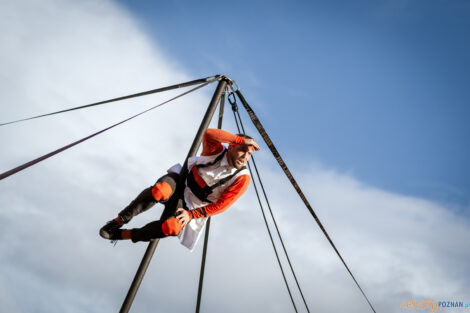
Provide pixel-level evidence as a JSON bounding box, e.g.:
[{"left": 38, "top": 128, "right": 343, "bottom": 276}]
[
  {"left": 202, "top": 128, "right": 245, "bottom": 156},
  {"left": 188, "top": 174, "right": 250, "bottom": 219}
]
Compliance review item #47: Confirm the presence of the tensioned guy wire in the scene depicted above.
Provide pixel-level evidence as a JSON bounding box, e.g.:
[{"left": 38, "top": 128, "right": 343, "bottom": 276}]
[
  {"left": 0, "top": 76, "right": 217, "bottom": 127},
  {"left": 233, "top": 88, "right": 377, "bottom": 313},
  {"left": 232, "top": 108, "right": 299, "bottom": 313},
  {"left": 0, "top": 77, "right": 219, "bottom": 180},
  {"left": 233, "top": 104, "right": 312, "bottom": 313}
]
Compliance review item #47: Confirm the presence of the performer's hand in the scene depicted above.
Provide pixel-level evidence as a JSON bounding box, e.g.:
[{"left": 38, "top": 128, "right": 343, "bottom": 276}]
[
  {"left": 244, "top": 138, "right": 260, "bottom": 151},
  {"left": 176, "top": 208, "right": 190, "bottom": 228}
]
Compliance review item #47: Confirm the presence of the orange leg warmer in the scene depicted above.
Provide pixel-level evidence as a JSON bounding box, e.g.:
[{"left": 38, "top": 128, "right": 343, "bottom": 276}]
[
  {"left": 151, "top": 181, "right": 173, "bottom": 202},
  {"left": 161, "top": 217, "right": 183, "bottom": 236}
]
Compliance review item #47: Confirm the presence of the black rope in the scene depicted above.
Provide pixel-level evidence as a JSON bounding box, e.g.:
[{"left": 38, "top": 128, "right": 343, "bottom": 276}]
[
  {"left": 232, "top": 108, "right": 299, "bottom": 313},
  {"left": 234, "top": 89, "right": 377, "bottom": 313},
  {"left": 233, "top": 105, "right": 311, "bottom": 313},
  {"left": 0, "top": 77, "right": 219, "bottom": 180},
  {"left": 0, "top": 76, "right": 217, "bottom": 127}
]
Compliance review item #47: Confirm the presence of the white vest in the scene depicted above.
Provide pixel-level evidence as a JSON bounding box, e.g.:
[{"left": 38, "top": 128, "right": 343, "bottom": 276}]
[{"left": 167, "top": 148, "right": 249, "bottom": 251}]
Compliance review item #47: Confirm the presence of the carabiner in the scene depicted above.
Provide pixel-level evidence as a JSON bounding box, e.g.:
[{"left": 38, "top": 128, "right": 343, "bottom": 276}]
[{"left": 228, "top": 92, "right": 238, "bottom": 112}]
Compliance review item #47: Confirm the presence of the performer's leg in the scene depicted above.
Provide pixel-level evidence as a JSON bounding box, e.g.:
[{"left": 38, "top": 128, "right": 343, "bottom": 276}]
[
  {"left": 99, "top": 173, "right": 179, "bottom": 240},
  {"left": 129, "top": 196, "right": 183, "bottom": 242},
  {"left": 118, "top": 198, "right": 186, "bottom": 242},
  {"left": 123, "top": 217, "right": 183, "bottom": 242},
  {"left": 117, "top": 187, "right": 155, "bottom": 223},
  {"left": 118, "top": 172, "right": 179, "bottom": 223}
]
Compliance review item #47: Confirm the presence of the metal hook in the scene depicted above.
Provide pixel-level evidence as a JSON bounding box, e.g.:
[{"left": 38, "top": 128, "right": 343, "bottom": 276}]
[{"left": 228, "top": 92, "right": 238, "bottom": 112}]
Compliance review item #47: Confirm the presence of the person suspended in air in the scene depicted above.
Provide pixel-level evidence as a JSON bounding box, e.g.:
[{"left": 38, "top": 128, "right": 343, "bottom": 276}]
[{"left": 99, "top": 128, "right": 259, "bottom": 250}]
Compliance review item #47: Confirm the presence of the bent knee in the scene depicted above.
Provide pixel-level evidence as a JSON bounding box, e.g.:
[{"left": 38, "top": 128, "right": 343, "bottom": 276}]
[
  {"left": 151, "top": 181, "right": 173, "bottom": 201},
  {"left": 161, "top": 217, "right": 183, "bottom": 236}
]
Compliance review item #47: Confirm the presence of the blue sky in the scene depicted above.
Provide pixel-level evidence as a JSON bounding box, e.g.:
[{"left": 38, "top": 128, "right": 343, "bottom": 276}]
[
  {"left": 117, "top": 0, "right": 470, "bottom": 208},
  {"left": 1, "top": 1, "right": 469, "bottom": 313}
]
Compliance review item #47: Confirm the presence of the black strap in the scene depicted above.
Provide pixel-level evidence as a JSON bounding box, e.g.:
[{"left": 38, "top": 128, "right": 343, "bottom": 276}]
[
  {"left": 186, "top": 149, "right": 246, "bottom": 203},
  {"left": 0, "top": 76, "right": 217, "bottom": 127},
  {"left": 234, "top": 89, "right": 377, "bottom": 313},
  {"left": 0, "top": 77, "right": 219, "bottom": 180},
  {"left": 208, "top": 166, "right": 246, "bottom": 189},
  {"left": 196, "top": 149, "right": 227, "bottom": 168},
  {"left": 194, "top": 148, "right": 246, "bottom": 189}
]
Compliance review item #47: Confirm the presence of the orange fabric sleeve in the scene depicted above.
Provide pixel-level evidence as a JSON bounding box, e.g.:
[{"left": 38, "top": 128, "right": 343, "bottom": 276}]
[
  {"left": 189, "top": 174, "right": 250, "bottom": 219},
  {"left": 202, "top": 129, "right": 245, "bottom": 156}
]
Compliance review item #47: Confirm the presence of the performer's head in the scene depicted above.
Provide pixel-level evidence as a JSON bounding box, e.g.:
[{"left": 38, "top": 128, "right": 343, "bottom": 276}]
[{"left": 227, "top": 134, "right": 256, "bottom": 169}]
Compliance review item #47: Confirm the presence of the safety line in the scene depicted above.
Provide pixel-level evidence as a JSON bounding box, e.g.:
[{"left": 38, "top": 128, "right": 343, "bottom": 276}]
[
  {"left": 233, "top": 107, "right": 311, "bottom": 313},
  {"left": 234, "top": 89, "right": 377, "bottom": 313},
  {"left": 232, "top": 109, "right": 299, "bottom": 313},
  {"left": 0, "top": 76, "right": 217, "bottom": 127},
  {"left": 0, "top": 77, "right": 219, "bottom": 180}
]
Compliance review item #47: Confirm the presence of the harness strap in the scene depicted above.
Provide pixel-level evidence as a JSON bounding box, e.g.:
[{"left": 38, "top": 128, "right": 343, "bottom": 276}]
[
  {"left": 208, "top": 166, "right": 246, "bottom": 189},
  {"left": 197, "top": 149, "right": 227, "bottom": 168},
  {"left": 186, "top": 149, "right": 246, "bottom": 203}
]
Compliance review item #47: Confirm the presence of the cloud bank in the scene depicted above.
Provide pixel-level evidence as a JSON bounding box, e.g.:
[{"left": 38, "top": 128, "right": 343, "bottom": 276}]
[{"left": 1, "top": 1, "right": 468, "bottom": 313}]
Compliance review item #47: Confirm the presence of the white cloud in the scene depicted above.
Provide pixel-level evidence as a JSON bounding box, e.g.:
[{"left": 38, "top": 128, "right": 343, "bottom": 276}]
[{"left": 1, "top": 1, "right": 469, "bottom": 313}]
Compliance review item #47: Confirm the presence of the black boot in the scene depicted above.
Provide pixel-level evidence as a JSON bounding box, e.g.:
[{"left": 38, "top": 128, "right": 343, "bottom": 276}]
[{"left": 99, "top": 219, "right": 122, "bottom": 239}]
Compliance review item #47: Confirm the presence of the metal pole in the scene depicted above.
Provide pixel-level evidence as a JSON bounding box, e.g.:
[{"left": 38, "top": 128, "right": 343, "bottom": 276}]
[
  {"left": 119, "top": 78, "right": 228, "bottom": 313},
  {"left": 195, "top": 90, "right": 226, "bottom": 313},
  {"left": 217, "top": 91, "right": 225, "bottom": 129}
]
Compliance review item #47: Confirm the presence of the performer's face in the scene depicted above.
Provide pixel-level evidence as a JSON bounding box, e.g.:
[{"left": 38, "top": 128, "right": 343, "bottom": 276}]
[{"left": 228, "top": 144, "right": 254, "bottom": 169}]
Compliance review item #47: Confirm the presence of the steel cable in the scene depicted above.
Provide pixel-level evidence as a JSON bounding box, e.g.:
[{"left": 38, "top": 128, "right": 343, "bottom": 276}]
[
  {"left": 232, "top": 108, "right": 299, "bottom": 313},
  {"left": 0, "top": 77, "right": 219, "bottom": 180},
  {"left": 0, "top": 76, "right": 217, "bottom": 127},
  {"left": 233, "top": 105, "right": 311, "bottom": 313},
  {"left": 233, "top": 88, "right": 377, "bottom": 313}
]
